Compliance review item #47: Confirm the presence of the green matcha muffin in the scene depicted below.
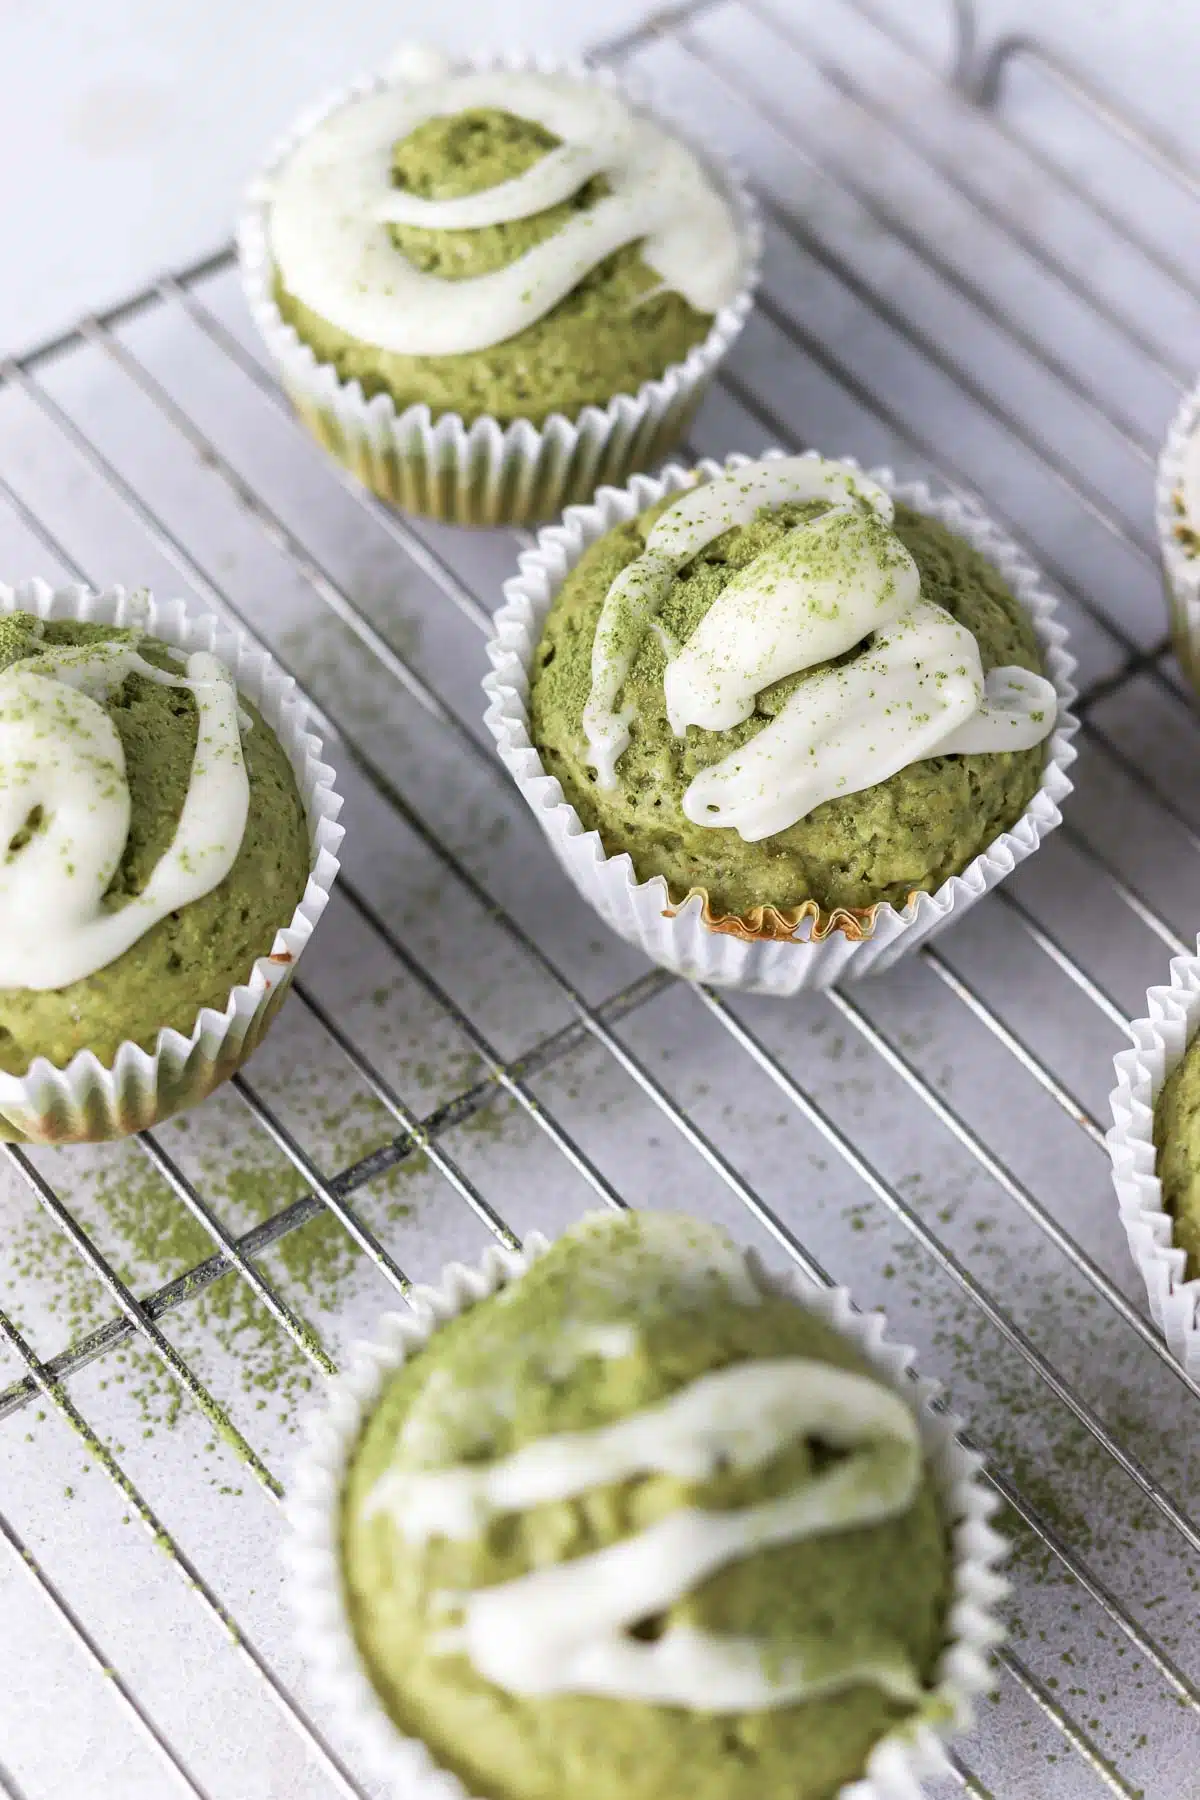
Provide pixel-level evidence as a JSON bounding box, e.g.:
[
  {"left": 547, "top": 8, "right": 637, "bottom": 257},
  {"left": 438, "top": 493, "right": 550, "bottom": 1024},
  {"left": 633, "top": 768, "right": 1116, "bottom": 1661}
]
[
  {"left": 289, "top": 1213, "right": 1006, "bottom": 1800},
  {"left": 277, "top": 108, "right": 718, "bottom": 429},
  {"left": 485, "top": 450, "right": 1075, "bottom": 990},
  {"left": 241, "top": 55, "right": 757, "bottom": 524},
  {"left": 532, "top": 486, "right": 1047, "bottom": 926},
  {"left": 0, "top": 582, "right": 342, "bottom": 1143}
]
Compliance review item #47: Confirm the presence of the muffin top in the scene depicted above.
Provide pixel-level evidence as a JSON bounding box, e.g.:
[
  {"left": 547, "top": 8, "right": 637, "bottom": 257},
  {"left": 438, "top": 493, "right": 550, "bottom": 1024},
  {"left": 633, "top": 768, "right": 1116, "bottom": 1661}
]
[
  {"left": 530, "top": 454, "right": 1058, "bottom": 927},
  {"left": 267, "top": 58, "right": 747, "bottom": 424},
  {"left": 341, "top": 1211, "right": 953, "bottom": 1800},
  {"left": 0, "top": 613, "right": 310, "bottom": 1071}
]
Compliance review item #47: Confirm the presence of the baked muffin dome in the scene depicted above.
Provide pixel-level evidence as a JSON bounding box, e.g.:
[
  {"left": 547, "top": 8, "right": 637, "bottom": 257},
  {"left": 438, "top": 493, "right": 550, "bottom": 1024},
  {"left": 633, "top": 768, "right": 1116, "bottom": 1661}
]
[
  {"left": 340, "top": 1212, "right": 953, "bottom": 1800},
  {"left": 530, "top": 457, "right": 1053, "bottom": 926}
]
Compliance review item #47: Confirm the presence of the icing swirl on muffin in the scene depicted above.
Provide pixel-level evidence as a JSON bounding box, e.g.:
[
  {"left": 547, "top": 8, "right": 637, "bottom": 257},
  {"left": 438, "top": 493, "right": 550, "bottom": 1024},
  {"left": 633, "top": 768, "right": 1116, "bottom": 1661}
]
[
  {"left": 0, "top": 634, "right": 250, "bottom": 990},
  {"left": 367, "top": 1340, "right": 924, "bottom": 1709},
  {"left": 266, "top": 67, "right": 743, "bottom": 357},
  {"left": 584, "top": 454, "right": 1057, "bottom": 841}
]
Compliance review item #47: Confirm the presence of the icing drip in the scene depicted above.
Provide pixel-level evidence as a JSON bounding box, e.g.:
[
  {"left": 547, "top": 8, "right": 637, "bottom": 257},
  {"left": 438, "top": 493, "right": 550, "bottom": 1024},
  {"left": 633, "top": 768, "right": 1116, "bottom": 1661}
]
[
  {"left": 366, "top": 1355, "right": 924, "bottom": 1709},
  {"left": 584, "top": 456, "right": 889, "bottom": 785},
  {"left": 0, "top": 639, "right": 250, "bottom": 991},
  {"left": 583, "top": 454, "right": 1058, "bottom": 841},
  {"left": 267, "top": 70, "right": 743, "bottom": 357}
]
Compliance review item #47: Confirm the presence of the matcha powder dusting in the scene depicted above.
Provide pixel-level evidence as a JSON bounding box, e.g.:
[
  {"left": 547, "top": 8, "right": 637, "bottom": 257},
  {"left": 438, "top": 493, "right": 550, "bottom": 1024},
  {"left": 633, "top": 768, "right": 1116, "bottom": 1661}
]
[{"left": 530, "top": 496, "right": 1049, "bottom": 920}]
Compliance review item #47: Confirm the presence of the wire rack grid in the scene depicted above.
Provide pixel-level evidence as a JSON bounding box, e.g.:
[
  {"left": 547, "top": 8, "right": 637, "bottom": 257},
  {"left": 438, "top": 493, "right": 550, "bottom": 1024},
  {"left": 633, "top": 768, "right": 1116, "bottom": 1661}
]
[{"left": 1, "top": 1, "right": 1199, "bottom": 1795}]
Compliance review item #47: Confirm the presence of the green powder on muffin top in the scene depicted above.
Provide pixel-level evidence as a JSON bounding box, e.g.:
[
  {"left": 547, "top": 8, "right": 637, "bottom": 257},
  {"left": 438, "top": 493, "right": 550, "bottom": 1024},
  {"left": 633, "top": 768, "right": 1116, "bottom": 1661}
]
[
  {"left": 530, "top": 494, "right": 1048, "bottom": 920},
  {"left": 1152, "top": 1034, "right": 1200, "bottom": 1279},
  {"left": 341, "top": 1212, "right": 952, "bottom": 1800}
]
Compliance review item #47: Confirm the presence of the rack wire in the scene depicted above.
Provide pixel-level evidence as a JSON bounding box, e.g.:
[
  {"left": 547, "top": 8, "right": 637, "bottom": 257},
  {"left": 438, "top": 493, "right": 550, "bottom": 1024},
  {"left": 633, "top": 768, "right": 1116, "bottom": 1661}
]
[{"left": 0, "top": 1, "right": 1198, "bottom": 1794}]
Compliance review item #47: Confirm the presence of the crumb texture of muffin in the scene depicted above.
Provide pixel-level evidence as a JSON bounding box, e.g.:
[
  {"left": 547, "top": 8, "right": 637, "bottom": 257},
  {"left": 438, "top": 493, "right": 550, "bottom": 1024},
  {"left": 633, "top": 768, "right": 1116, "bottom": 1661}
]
[
  {"left": 273, "top": 88, "right": 730, "bottom": 425},
  {"left": 0, "top": 615, "right": 311, "bottom": 1073},
  {"left": 1153, "top": 1034, "right": 1200, "bottom": 1278},
  {"left": 530, "top": 484, "right": 1049, "bottom": 920},
  {"left": 341, "top": 1212, "right": 952, "bottom": 1800}
]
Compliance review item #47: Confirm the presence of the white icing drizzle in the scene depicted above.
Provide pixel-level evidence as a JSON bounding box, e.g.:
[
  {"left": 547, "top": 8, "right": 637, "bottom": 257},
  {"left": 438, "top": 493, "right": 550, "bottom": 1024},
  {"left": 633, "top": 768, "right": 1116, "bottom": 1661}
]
[
  {"left": 583, "top": 455, "right": 1058, "bottom": 842},
  {"left": 268, "top": 69, "right": 743, "bottom": 357},
  {"left": 663, "top": 502, "right": 922, "bottom": 735},
  {"left": 0, "top": 639, "right": 250, "bottom": 991},
  {"left": 681, "top": 596, "right": 985, "bottom": 843},
  {"left": 575, "top": 1322, "right": 639, "bottom": 1360},
  {"left": 382, "top": 42, "right": 454, "bottom": 87},
  {"left": 366, "top": 1355, "right": 923, "bottom": 1710},
  {"left": 370, "top": 1356, "right": 917, "bottom": 1541}
]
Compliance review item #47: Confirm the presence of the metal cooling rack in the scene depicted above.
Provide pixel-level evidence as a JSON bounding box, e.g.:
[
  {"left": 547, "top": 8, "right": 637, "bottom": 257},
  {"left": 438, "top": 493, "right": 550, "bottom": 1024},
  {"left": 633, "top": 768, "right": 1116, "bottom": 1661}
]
[{"left": 1, "top": 1, "right": 1199, "bottom": 1794}]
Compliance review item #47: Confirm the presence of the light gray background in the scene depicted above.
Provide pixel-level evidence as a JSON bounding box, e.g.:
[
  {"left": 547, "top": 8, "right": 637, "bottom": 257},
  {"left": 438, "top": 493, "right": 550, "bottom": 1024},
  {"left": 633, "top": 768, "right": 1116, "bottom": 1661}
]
[{"left": 1, "top": 0, "right": 1197, "bottom": 355}]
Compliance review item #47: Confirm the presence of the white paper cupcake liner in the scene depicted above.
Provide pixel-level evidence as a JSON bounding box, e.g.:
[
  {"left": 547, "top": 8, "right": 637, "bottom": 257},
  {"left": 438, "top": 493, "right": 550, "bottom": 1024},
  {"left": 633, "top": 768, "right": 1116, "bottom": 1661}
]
[
  {"left": 482, "top": 450, "right": 1078, "bottom": 992},
  {"left": 238, "top": 52, "right": 761, "bottom": 528},
  {"left": 286, "top": 1225, "right": 1008, "bottom": 1800},
  {"left": 1108, "top": 946, "right": 1200, "bottom": 1377},
  {"left": 1155, "top": 380, "right": 1200, "bottom": 693},
  {"left": 0, "top": 580, "right": 344, "bottom": 1144}
]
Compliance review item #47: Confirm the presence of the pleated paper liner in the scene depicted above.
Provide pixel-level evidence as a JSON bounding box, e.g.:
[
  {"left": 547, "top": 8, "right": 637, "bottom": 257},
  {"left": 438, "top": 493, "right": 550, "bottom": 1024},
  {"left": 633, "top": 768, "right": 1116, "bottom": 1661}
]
[
  {"left": 1155, "top": 378, "right": 1200, "bottom": 695},
  {"left": 1109, "top": 948, "right": 1200, "bottom": 1379},
  {"left": 483, "top": 450, "right": 1078, "bottom": 993}
]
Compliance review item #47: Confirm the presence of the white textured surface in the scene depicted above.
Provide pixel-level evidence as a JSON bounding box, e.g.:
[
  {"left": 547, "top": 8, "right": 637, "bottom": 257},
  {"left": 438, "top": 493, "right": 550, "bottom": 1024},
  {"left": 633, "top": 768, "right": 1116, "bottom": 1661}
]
[
  {"left": 1, "top": 3, "right": 1200, "bottom": 1799},
  {"left": 3, "top": 1, "right": 1200, "bottom": 354}
]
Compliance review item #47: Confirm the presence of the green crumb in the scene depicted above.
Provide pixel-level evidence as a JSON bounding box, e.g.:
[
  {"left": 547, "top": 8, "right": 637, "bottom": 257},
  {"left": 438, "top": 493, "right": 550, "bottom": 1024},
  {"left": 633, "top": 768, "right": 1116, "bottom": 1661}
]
[
  {"left": 1152, "top": 1034, "right": 1200, "bottom": 1277},
  {"left": 530, "top": 498, "right": 1048, "bottom": 919},
  {"left": 276, "top": 107, "right": 718, "bottom": 425},
  {"left": 341, "top": 1212, "right": 953, "bottom": 1800},
  {"left": 0, "top": 615, "right": 310, "bottom": 1076}
]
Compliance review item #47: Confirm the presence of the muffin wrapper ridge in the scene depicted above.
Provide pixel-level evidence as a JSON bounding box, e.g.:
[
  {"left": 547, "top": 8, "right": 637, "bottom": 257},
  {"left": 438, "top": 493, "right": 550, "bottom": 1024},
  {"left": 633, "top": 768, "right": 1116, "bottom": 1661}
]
[
  {"left": 285, "top": 1227, "right": 1009, "bottom": 1800},
  {"left": 237, "top": 53, "right": 761, "bottom": 528},
  {"left": 483, "top": 451, "right": 1078, "bottom": 991},
  {"left": 0, "top": 580, "right": 344, "bottom": 1144},
  {"left": 1155, "top": 380, "right": 1200, "bottom": 693},
  {"left": 1108, "top": 947, "right": 1200, "bottom": 1378}
]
